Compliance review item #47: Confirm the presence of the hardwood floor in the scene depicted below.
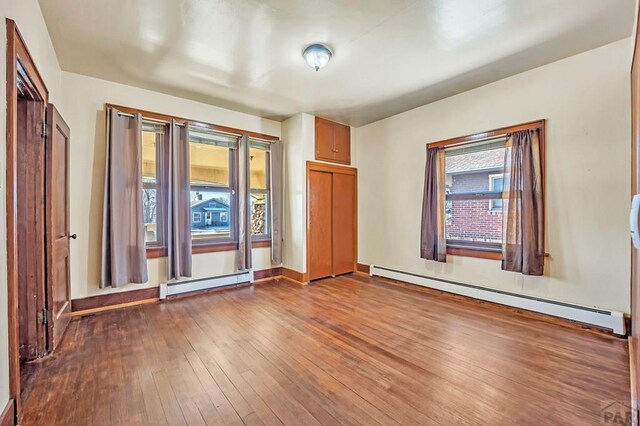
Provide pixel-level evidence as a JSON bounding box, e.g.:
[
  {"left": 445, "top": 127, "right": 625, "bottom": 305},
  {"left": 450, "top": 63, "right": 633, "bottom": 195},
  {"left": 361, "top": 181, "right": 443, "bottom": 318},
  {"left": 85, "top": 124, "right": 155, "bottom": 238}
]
[{"left": 20, "top": 274, "right": 630, "bottom": 425}]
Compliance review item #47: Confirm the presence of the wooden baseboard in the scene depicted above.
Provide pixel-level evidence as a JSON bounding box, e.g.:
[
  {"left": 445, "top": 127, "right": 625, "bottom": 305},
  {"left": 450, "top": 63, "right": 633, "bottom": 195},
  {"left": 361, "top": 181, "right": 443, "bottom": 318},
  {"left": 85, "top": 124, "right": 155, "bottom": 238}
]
[
  {"left": 71, "top": 268, "right": 290, "bottom": 314},
  {"left": 254, "top": 267, "right": 282, "bottom": 280},
  {"left": 631, "top": 336, "right": 639, "bottom": 426},
  {"left": 0, "top": 399, "right": 15, "bottom": 426},
  {"left": 72, "top": 287, "right": 160, "bottom": 312},
  {"left": 281, "top": 267, "right": 308, "bottom": 285},
  {"left": 72, "top": 298, "right": 159, "bottom": 317},
  {"left": 357, "top": 263, "right": 370, "bottom": 274}
]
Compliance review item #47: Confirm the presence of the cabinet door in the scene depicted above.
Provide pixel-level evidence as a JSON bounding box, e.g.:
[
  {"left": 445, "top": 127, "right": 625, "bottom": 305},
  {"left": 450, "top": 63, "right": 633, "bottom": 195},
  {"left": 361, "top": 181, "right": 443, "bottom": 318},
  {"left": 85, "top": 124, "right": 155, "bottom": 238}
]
[
  {"left": 308, "top": 170, "right": 334, "bottom": 280},
  {"left": 315, "top": 117, "right": 335, "bottom": 162},
  {"left": 333, "top": 123, "right": 351, "bottom": 165},
  {"left": 332, "top": 172, "right": 356, "bottom": 275}
]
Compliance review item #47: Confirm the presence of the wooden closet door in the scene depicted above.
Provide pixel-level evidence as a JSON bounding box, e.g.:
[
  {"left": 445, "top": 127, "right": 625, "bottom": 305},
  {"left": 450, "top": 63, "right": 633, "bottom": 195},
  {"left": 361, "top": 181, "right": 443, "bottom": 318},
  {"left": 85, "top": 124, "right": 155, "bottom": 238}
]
[
  {"left": 308, "top": 170, "right": 333, "bottom": 280},
  {"left": 332, "top": 173, "right": 356, "bottom": 275}
]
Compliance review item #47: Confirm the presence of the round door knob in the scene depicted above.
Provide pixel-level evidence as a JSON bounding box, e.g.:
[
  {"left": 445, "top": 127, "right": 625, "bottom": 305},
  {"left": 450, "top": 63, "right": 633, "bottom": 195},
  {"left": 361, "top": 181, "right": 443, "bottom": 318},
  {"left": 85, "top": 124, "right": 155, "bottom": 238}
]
[{"left": 68, "top": 234, "right": 77, "bottom": 240}]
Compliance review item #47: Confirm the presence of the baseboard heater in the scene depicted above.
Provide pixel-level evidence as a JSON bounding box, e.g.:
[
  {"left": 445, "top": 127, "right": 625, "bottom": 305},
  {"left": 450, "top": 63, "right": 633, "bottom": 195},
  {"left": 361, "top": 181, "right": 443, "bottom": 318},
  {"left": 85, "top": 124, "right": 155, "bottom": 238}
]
[
  {"left": 159, "top": 270, "right": 252, "bottom": 299},
  {"left": 369, "top": 265, "right": 626, "bottom": 335}
]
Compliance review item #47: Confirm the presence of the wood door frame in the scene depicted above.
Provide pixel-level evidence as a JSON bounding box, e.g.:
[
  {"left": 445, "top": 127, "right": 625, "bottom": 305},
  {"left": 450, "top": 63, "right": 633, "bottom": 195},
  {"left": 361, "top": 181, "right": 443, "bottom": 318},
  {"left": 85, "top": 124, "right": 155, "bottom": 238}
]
[
  {"left": 6, "top": 18, "right": 49, "bottom": 419},
  {"left": 306, "top": 161, "right": 358, "bottom": 281}
]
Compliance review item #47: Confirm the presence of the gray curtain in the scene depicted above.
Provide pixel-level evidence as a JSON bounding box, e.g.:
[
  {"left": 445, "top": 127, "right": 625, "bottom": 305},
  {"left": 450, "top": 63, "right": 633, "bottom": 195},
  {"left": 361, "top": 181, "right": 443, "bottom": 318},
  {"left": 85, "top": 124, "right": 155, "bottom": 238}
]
[
  {"left": 167, "top": 121, "right": 192, "bottom": 280},
  {"left": 502, "top": 129, "right": 545, "bottom": 275},
  {"left": 420, "top": 146, "right": 447, "bottom": 262},
  {"left": 238, "top": 134, "right": 252, "bottom": 271},
  {"left": 100, "top": 108, "right": 148, "bottom": 287},
  {"left": 269, "top": 140, "right": 283, "bottom": 264}
]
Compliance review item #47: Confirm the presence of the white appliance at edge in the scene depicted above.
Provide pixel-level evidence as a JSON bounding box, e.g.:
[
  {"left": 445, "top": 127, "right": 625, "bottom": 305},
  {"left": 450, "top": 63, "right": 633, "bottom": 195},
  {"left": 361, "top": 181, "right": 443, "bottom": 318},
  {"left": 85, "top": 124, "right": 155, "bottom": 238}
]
[{"left": 631, "top": 194, "right": 640, "bottom": 249}]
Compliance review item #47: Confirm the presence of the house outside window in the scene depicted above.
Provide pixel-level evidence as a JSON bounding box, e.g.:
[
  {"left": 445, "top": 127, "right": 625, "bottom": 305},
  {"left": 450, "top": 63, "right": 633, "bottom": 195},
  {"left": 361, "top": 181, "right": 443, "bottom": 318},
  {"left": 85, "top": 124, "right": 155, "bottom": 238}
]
[
  {"left": 188, "top": 126, "right": 238, "bottom": 244},
  {"left": 444, "top": 138, "right": 506, "bottom": 250}
]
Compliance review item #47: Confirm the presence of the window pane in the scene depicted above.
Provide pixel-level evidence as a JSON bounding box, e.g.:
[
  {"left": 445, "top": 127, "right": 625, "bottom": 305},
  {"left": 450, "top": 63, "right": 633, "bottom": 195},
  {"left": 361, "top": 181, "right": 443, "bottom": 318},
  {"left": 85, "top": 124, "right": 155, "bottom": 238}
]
[
  {"left": 251, "top": 193, "right": 268, "bottom": 235},
  {"left": 143, "top": 188, "right": 158, "bottom": 243},
  {"left": 142, "top": 128, "right": 160, "bottom": 182},
  {"left": 250, "top": 148, "right": 267, "bottom": 189},
  {"left": 142, "top": 123, "right": 163, "bottom": 245},
  {"left": 190, "top": 143, "right": 230, "bottom": 186},
  {"left": 445, "top": 198, "right": 503, "bottom": 243},
  {"left": 446, "top": 141, "right": 505, "bottom": 195},
  {"left": 489, "top": 175, "right": 504, "bottom": 211},
  {"left": 191, "top": 190, "right": 232, "bottom": 239}
]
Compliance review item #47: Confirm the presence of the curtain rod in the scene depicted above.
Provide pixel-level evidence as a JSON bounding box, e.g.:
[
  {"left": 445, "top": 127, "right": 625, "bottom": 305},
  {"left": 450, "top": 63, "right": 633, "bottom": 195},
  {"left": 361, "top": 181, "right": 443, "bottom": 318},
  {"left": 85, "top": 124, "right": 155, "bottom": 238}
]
[{"left": 116, "top": 111, "right": 278, "bottom": 144}]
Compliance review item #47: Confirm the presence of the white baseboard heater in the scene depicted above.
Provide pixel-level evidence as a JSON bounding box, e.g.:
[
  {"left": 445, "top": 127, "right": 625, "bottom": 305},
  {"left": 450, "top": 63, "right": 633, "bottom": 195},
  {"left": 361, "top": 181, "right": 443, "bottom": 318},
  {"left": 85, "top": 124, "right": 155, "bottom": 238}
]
[
  {"left": 369, "top": 265, "right": 626, "bottom": 335},
  {"left": 159, "top": 270, "right": 253, "bottom": 299}
]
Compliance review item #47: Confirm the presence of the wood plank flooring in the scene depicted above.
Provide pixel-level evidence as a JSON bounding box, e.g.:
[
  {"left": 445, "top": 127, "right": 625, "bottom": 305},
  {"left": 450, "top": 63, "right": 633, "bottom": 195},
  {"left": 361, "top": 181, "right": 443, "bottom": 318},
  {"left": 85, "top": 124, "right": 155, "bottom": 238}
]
[{"left": 20, "top": 274, "right": 631, "bottom": 425}]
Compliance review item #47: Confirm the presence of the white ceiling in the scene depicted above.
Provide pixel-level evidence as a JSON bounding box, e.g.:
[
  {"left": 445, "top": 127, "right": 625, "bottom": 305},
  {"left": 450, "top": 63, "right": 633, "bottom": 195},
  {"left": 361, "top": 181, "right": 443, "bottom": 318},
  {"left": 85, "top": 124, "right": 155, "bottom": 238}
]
[{"left": 39, "top": 0, "right": 634, "bottom": 127}]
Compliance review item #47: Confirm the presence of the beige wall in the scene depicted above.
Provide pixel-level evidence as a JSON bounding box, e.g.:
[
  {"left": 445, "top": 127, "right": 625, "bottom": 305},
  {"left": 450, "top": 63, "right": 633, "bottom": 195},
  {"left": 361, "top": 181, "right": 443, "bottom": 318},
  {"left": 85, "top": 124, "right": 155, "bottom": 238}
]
[
  {"left": 60, "top": 72, "right": 281, "bottom": 299},
  {"left": 281, "top": 113, "right": 357, "bottom": 275},
  {"left": 282, "top": 113, "right": 310, "bottom": 273},
  {"left": 0, "top": 0, "right": 65, "bottom": 410},
  {"left": 355, "top": 38, "right": 633, "bottom": 313}
]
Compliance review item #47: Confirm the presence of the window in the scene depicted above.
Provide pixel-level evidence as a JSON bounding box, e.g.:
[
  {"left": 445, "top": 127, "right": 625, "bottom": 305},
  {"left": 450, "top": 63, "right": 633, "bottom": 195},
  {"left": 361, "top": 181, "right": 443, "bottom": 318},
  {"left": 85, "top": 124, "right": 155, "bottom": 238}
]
[
  {"left": 141, "top": 121, "right": 167, "bottom": 247},
  {"left": 488, "top": 174, "right": 504, "bottom": 212},
  {"left": 444, "top": 138, "right": 506, "bottom": 253},
  {"left": 250, "top": 141, "right": 270, "bottom": 239},
  {"left": 118, "top": 103, "right": 279, "bottom": 257},
  {"left": 189, "top": 126, "right": 238, "bottom": 244}
]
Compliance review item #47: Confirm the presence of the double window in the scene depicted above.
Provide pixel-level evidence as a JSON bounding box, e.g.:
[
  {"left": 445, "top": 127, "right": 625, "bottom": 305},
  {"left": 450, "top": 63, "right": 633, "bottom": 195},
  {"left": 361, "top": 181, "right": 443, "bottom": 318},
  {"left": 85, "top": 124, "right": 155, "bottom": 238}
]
[{"left": 137, "top": 113, "right": 275, "bottom": 257}]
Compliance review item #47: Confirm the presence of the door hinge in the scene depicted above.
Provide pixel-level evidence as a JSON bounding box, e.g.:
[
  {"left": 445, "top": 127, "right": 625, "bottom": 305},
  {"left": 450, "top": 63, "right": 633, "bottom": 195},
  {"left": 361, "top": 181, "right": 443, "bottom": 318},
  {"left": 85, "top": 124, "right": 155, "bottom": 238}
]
[
  {"left": 40, "top": 122, "right": 47, "bottom": 139},
  {"left": 38, "top": 308, "right": 50, "bottom": 325}
]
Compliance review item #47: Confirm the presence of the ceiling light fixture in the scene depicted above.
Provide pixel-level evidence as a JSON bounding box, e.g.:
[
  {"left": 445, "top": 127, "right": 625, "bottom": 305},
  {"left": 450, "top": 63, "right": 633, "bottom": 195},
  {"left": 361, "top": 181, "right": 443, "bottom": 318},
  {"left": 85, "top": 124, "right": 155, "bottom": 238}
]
[{"left": 303, "top": 43, "right": 332, "bottom": 72}]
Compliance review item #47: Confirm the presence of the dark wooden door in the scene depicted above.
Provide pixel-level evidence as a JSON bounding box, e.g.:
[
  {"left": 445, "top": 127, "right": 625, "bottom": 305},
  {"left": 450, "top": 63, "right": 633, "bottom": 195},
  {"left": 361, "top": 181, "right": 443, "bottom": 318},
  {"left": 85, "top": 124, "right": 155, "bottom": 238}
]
[
  {"left": 45, "top": 104, "right": 71, "bottom": 351},
  {"left": 332, "top": 173, "right": 356, "bottom": 275},
  {"left": 17, "top": 97, "right": 47, "bottom": 361},
  {"left": 308, "top": 170, "right": 333, "bottom": 280}
]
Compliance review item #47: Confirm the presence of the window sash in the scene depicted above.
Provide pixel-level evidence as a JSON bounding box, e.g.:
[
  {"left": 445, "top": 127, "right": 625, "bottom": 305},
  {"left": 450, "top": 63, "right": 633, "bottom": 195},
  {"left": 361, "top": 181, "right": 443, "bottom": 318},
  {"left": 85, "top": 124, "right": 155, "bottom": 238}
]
[
  {"left": 250, "top": 189, "right": 270, "bottom": 239},
  {"left": 142, "top": 122, "right": 167, "bottom": 249},
  {"left": 446, "top": 191, "right": 503, "bottom": 201},
  {"left": 447, "top": 239, "right": 502, "bottom": 253},
  {"left": 249, "top": 148, "right": 270, "bottom": 239}
]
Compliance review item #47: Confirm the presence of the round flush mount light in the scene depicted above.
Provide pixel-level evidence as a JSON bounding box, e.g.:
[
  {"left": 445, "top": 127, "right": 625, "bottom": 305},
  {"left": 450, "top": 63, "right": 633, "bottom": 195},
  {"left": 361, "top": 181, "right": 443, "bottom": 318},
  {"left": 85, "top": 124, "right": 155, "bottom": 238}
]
[{"left": 302, "top": 43, "right": 333, "bottom": 72}]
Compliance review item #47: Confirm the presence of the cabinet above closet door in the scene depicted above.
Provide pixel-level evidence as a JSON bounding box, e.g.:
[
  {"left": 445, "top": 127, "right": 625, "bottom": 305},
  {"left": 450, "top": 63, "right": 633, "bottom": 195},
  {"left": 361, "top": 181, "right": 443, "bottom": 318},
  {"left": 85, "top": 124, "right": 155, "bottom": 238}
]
[{"left": 315, "top": 117, "right": 351, "bottom": 165}]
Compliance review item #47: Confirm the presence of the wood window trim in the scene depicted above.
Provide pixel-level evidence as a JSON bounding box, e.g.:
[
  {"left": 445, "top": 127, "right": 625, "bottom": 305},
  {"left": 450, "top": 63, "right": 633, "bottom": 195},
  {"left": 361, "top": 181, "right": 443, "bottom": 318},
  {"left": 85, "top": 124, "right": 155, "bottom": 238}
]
[
  {"left": 430, "top": 119, "right": 546, "bottom": 261},
  {"left": 106, "top": 103, "right": 279, "bottom": 141},
  {"left": 147, "top": 238, "right": 271, "bottom": 258},
  {"left": 446, "top": 247, "right": 502, "bottom": 260}
]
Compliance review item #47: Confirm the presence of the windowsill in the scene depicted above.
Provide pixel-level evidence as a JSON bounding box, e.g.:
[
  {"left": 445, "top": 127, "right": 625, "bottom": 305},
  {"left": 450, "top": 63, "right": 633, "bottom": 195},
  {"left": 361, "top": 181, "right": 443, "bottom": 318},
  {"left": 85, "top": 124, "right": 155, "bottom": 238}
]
[
  {"left": 146, "top": 246, "right": 167, "bottom": 259},
  {"left": 252, "top": 239, "right": 271, "bottom": 248},
  {"left": 146, "top": 238, "right": 271, "bottom": 258},
  {"left": 446, "top": 241, "right": 502, "bottom": 260}
]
